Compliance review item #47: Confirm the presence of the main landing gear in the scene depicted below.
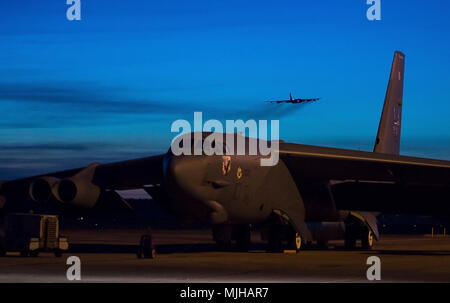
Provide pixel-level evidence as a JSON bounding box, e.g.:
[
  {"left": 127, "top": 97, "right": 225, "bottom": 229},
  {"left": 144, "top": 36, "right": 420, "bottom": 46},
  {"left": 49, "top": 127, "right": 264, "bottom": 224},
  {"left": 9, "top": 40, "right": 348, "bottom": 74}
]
[
  {"left": 344, "top": 223, "right": 374, "bottom": 250},
  {"left": 266, "top": 214, "right": 302, "bottom": 253}
]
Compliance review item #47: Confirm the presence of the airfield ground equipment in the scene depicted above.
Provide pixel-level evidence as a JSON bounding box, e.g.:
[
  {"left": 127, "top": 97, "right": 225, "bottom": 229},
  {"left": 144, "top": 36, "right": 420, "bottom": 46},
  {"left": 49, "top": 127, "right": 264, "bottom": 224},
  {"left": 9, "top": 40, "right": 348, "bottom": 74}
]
[{"left": 0, "top": 213, "right": 68, "bottom": 257}]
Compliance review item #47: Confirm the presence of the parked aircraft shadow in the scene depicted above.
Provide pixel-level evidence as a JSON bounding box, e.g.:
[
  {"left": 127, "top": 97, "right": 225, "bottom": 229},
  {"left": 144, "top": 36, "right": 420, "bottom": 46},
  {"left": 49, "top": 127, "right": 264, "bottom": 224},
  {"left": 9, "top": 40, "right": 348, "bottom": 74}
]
[
  {"left": 66, "top": 243, "right": 371, "bottom": 254},
  {"left": 68, "top": 243, "right": 139, "bottom": 254},
  {"left": 363, "top": 250, "right": 450, "bottom": 256},
  {"left": 68, "top": 242, "right": 270, "bottom": 254},
  {"left": 66, "top": 243, "right": 450, "bottom": 256},
  {"left": 303, "top": 245, "right": 450, "bottom": 255}
]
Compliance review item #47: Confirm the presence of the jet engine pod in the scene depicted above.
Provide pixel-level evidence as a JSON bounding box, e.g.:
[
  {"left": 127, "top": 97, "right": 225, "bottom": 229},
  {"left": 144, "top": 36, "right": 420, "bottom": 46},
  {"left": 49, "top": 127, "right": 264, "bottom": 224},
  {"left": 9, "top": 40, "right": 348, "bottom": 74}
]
[
  {"left": 54, "top": 163, "right": 101, "bottom": 208},
  {"left": 29, "top": 176, "right": 60, "bottom": 202}
]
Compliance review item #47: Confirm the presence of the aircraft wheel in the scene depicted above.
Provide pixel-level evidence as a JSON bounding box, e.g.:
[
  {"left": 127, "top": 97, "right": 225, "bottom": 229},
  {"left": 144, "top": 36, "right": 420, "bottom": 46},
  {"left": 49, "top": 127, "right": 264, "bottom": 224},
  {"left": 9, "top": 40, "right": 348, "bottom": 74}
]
[
  {"left": 344, "top": 230, "right": 357, "bottom": 249},
  {"left": 267, "top": 224, "right": 283, "bottom": 253},
  {"left": 234, "top": 225, "right": 251, "bottom": 251},
  {"left": 288, "top": 232, "right": 302, "bottom": 253},
  {"left": 317, "top": 240, "right": 328, "bottom": 248},
  {"left": 361, "top": 229, "right": 374, "bottom": 249}
]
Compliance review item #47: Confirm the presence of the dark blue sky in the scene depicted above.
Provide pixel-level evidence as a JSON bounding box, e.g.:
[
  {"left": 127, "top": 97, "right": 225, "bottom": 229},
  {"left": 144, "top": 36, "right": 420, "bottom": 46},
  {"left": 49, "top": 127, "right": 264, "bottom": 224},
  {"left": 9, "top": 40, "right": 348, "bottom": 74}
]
[{"left": 0, "top": 0, "right": 449, "bottom": 179}]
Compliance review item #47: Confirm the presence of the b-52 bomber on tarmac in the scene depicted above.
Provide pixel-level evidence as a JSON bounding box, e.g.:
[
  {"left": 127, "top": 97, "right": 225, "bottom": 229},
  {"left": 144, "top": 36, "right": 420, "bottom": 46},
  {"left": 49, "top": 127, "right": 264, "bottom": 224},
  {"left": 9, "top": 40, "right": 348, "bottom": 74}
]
[{"left": 2, "top": 51, "right": 450, "bottom": 255}]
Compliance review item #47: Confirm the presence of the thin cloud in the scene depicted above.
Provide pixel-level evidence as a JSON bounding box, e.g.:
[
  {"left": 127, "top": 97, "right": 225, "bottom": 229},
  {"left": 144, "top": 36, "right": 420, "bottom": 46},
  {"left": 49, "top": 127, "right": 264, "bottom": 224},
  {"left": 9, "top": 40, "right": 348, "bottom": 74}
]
[{"left": 0, "top": 82, "right": 188, "bottom": 114}]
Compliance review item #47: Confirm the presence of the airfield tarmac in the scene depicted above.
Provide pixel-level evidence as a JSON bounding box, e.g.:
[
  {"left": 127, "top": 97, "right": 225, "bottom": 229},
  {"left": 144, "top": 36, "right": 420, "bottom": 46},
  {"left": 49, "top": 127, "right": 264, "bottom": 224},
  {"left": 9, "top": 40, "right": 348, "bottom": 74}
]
[{"left": 1, "top": 229, "right": 450, "bottom": 282}]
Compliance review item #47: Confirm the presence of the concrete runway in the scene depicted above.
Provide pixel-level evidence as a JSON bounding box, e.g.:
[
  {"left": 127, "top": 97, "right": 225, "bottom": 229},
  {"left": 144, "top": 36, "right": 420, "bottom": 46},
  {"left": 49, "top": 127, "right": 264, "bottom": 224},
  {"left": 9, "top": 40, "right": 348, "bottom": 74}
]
[{"left": 1, "top": 229, "right": 450, "bottom": 282}]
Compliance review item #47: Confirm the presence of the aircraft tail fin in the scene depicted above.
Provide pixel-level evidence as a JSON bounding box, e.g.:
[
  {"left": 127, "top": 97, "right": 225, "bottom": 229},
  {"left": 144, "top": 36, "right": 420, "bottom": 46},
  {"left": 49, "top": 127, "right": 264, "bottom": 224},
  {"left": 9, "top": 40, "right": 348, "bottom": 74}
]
[{"left": 373, "top": 51, "right": 405, "bottom": 155}]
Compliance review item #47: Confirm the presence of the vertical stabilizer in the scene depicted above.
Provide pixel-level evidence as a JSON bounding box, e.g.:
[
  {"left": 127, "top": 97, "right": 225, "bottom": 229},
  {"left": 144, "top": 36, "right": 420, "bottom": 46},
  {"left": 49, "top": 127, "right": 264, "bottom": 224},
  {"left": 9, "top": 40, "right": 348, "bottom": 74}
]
[{"left": 373, "top": 51, "right": 405, "bottom": 155}]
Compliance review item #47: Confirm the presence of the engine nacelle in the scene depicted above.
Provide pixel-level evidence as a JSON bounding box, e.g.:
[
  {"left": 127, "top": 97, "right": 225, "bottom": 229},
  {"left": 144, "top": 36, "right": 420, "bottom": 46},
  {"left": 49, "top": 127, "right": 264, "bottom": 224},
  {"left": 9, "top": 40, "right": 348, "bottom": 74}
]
[
  {"left": 54, "top": 163, "right": 101, "bottom": 208},
  {"left": 29, "top": 176, "right": 60, "bottom": 202}
]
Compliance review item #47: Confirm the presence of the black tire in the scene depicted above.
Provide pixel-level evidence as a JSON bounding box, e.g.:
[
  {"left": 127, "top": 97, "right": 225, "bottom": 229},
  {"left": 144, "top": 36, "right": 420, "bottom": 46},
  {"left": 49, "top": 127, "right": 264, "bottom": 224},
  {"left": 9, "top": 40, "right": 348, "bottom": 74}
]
[
  {"left": 234, "top": 225, "right": 251, "bottom": 251},
  {"left": 288, "top": 232, "right": 302, "bottom": 253},
  {"left": 344, "top": 230, "right": 357, "bottom": 249},
  {"left": 267, "top": 224, "right": 283, "bottom": 253},
  {"left": 54, "top": 250, "right": 63, "bottom": 257},
  {"left": 344, "top": 236, "right": 356, "bottom": 249},
  {"left": 361, "top": 229, "right": 374, "bottom": 249},
  {"left": 20, "top": 251, "right": 29, "bottom": 257},
  {"left": 344, "top": 223, "right": 358, "bottom": 249},
  {"left": 317, "top": 240, "right": 328, "bottom": 248},
  {"left": 30, "top": 251, "right": 39, "bottom": 257},
  {"left": 287, "top": 233, "right": 303, "bottom": 253}
]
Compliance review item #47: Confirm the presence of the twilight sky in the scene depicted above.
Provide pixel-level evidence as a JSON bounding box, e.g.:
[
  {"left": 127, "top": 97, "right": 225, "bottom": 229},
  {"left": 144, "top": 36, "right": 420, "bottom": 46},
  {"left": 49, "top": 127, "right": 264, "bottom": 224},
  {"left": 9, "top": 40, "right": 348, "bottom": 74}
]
[{"left": 0, "top": 0, "right": 449, "bottom": 180}]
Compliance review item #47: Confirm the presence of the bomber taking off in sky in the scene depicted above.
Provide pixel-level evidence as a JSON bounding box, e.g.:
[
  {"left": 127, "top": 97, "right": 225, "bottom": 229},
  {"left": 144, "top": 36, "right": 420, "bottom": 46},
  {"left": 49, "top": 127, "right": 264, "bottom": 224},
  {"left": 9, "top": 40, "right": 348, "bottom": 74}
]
[
  {"left": 2, "top": 51, "right": 450, "bottom": 254},
  {"left": 266, "top": 93, "right": 320, "bottom": 104}
]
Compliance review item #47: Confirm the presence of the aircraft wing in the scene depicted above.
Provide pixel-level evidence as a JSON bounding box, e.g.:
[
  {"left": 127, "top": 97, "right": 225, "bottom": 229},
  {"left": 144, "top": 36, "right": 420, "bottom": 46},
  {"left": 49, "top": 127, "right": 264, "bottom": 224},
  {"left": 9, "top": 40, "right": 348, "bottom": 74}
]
[
  {"left": 279, "top": 143, "right": 450, "bottom": 215},
  {"left": 267, "top": 100, "right": 288, "bottom": 104},
  {"left": 1, "top": 154, "right": 165, "bottom": 209}
]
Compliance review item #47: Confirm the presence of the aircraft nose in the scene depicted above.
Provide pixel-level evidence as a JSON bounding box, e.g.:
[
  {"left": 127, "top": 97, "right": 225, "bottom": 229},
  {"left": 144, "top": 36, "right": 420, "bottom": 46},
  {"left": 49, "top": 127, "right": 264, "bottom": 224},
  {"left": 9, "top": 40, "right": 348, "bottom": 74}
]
[
  {"left": 164, "top": 154, "right": 208, "bottom": 199},
  {"left": 163, "top": 153, "right": 229, "bottom": 224}
]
